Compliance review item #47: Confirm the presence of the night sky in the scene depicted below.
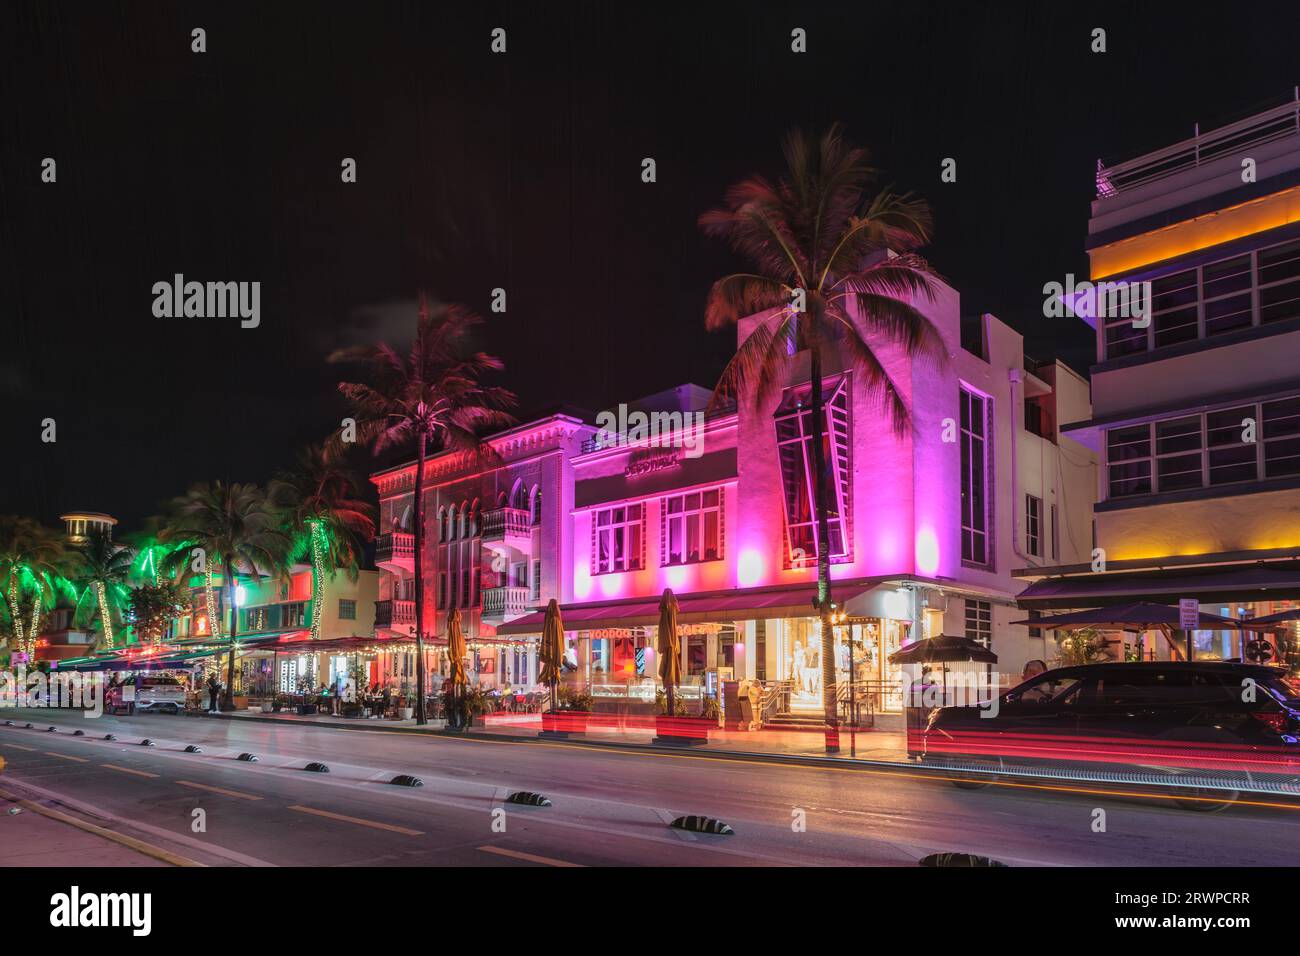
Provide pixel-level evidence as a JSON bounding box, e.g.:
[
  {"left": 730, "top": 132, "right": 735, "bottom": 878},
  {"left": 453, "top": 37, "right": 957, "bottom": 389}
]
[{"left": 3, "top": 1, "right": 1297, "bottom": 530}]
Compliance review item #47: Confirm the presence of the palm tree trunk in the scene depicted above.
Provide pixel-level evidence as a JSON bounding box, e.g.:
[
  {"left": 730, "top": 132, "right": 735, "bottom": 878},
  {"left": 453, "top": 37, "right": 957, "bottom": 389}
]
[
  {"left": 808, "top": 344, "right": 840, "bottom": 753},
  {"left": 223, "top": 557, "right": 239, "bottom": 710},
  {"left": 308, "top": 520, "right": 326, "bottom": 640},
  {"left": 8, "top": 581, "right": 24, "bottom": 651},
  {"left": 412, "top": 433, "right": 428, "bottom": 725},
  {"left": 95, "top": 582, "right": 115, "bottom": 648},
  {"left": 25, "top": 592, "right": 42, "bottom": 660}
]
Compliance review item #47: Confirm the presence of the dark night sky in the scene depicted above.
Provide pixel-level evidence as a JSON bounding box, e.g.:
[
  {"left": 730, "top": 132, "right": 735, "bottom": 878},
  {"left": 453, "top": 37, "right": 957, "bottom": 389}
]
[{"left": 2, "top": 1, "right": 1297, "bottom": 530}]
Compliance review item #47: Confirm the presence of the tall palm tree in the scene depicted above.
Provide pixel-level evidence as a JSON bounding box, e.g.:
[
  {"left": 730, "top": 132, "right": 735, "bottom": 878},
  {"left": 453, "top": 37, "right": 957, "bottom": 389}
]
[
  {"left": 69, "top": 528, "right": 133, "bottom": 650},
  {"left": 164, "top": 482, "right": 291, "bottom": 709},
  {"left": 0, "top": 516, "right": 68, "bottom": 661},
  {"left": 331, "top": 298, "right": 515, "bottom": 725},
  {"left": 699, "top": 125, "right": 943, "bottom": 751},
  {"left": 269, "top": 444, "right": 376, "bottom": 641}
]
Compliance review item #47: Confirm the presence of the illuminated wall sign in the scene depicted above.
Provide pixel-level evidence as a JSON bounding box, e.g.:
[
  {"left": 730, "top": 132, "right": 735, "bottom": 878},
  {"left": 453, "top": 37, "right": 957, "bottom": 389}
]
[{"left": 624, "top": 450, "right": 680, "bottom": 477}]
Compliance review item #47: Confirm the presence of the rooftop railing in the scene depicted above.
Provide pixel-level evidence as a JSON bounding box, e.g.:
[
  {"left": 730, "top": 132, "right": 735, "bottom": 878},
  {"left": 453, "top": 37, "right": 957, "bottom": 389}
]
[{"left": 1096, "top": 90, "right": 1300, "bottom": 199}]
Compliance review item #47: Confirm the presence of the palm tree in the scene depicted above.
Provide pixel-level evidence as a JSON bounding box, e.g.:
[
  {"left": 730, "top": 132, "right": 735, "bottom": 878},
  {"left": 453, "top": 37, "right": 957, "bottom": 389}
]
[
  {"left": 699, "top": 125, "right": 943, "bottom": 751},
  {"left": 0, "top": 516, "right": 68, "bottom": 661},
  {"left": 270, "top": 444, "right": 376, "bottom": 641},
  {"left": 331, "top": 298, "right": 515, "bottom": 725},
  {"left": 164, "top": 482, "right": 291, "bottom": 709},
  {"left": 69, "top": 528, "right": 133, "bottom": 650}
]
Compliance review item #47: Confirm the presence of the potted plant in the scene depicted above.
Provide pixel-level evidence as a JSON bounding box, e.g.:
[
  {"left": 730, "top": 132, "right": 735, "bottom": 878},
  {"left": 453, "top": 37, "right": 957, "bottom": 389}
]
[
  {"left": 259, "top": 698, "right": 274, "bottom": 713},
  {"left": 654, "top": 689, "right": 710, "bottom": 746},
  {"left": 272, "top": 693, "right": 288, "bottom": 713},
  {"left": 542, "top": 686, "right": 593, "bottom": 736}
]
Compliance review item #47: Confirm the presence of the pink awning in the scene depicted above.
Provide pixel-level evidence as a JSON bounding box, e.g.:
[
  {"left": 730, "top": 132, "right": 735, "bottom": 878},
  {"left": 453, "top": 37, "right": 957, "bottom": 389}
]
[{"left": 495, "top": 583, "right": 871, "bottom": 636}]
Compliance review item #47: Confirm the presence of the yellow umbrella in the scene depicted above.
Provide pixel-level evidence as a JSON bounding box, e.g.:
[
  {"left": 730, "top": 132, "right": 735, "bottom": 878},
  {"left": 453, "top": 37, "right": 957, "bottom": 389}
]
[
  {"left": 446, "top": 608, "right": 469, "bottom": 687},
  {"left": 538, "top": 598, "right": 565, "bottom": 711},
  {"left": 657, "top": 588, "right": 680, "bottom": 716}
]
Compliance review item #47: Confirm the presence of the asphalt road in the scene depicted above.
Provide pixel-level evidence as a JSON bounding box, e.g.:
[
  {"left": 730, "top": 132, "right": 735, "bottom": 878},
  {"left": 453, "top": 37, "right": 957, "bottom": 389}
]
[{"left": 2, "top": 707, "right": 1299, "bottom": 867}]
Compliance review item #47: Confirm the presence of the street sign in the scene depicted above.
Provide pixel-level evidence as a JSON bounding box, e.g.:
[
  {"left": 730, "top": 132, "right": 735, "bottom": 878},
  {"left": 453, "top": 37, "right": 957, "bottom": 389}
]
[{"left": 1178, "top": 598, "right": 1199, "bottom": 630}]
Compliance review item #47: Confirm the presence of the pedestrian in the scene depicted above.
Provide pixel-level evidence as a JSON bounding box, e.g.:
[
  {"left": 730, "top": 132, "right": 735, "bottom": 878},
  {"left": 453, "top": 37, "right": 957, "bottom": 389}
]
[{"left": 206, "top": 674, "right": 220, "bottom": 712}]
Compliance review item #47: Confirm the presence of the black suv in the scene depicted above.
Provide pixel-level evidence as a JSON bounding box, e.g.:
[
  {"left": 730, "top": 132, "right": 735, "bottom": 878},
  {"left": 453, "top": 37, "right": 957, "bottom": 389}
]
[{"left": 918, "top": 662, "right": 1300, "bottom": 798}]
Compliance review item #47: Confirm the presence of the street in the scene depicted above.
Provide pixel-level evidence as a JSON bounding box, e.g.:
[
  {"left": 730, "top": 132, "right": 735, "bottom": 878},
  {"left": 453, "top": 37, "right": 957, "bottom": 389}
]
[{"left": 3, "top": 709, "right": 1298, "bottom": 867}]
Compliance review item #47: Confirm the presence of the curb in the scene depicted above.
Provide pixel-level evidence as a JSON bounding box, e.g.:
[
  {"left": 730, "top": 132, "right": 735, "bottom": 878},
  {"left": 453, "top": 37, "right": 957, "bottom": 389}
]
[{"left": 0, "top": 785, "right": 205, "bottom": 868}]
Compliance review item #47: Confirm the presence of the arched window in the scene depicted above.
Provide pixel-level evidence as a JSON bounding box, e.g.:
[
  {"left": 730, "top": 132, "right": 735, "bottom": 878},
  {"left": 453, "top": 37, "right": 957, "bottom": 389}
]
[
  {"left": 468, "top": 498, "right": 480, "bottom": 537},
  {"left": 509, "top": 478, "right": 527, "bottom": 511},
  {"left": 458, "top": 501, "right": 470, "bottom": 539},
  {"left": 445, "top": 506, "right": 457, "bottom": 543},
  {"left": 496, "top": 491, "right": 508, "bottom": 509},
  {"left": 530, "top": 486, "right": 542, "bottom": 525},
  {"left": 399, "top": 505, "right": 412, "bottom": 532},
  {"left": 436, "top": 507, "right": 446, "bottom": 542}
]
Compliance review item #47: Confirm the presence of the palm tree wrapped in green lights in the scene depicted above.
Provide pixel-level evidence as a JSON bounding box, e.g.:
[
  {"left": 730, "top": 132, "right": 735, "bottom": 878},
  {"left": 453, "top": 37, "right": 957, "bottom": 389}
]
[
  {"left": 699, "top": 125, "right": 944, "bottom": 751},
  {"left": 163, "top": 482, "right": 292, "bottom": 709},
  {"left": 69, "top": 528, "right": 133, "bottom": 650},
  {"left": 0, "top": 516, "right": 69, "bottom": 660},
  {"left": 332, "top": 298, "right": 515, "bottom": 726},
  {"left": 270, "top": 444, "right": 376, "bottom": 641}
]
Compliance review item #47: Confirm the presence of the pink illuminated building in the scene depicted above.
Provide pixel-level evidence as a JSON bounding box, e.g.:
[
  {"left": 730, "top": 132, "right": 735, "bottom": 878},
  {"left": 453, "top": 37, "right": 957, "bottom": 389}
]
[{"left": 485, "top": 278, "right": 1097, "bottom": 725}]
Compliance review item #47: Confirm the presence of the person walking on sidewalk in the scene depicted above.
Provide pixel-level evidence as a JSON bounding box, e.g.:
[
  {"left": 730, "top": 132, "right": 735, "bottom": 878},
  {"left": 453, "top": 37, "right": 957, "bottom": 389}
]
[{"left": 206, "top": 675, "right": 220, "bottom": 713}]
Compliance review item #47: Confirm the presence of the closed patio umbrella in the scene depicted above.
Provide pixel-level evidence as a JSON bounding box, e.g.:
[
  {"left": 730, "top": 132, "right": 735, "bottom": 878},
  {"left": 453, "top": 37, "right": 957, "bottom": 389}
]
[
  {"left": 657, "top": 588, "right": 680, "bottom": 717},
  {"left": 538, "top": 598, "right": 565, "bottom": 712},
  {"left": 446, "top": 608, "right": 469, "bottom": 727}
]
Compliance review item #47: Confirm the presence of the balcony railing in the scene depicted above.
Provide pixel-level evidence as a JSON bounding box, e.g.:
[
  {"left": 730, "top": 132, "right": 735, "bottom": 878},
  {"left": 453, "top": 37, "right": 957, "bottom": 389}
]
[
  {"left": 374, "top": 599, "right": 415, "bottom": 628},
  {"left": 481, "top": 507, "right": 531, "bottom": 541},
  {"left": 376, "top": 532, "right": 415, "bottom": 566},
  {"left": 481, "top": 586, "right": 531, "bottom": 619}
]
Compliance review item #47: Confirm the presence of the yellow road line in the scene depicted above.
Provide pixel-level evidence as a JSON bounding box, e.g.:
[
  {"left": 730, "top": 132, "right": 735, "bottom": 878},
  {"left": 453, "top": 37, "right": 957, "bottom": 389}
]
[
  {"left": 3, "top": 743, "right": 37, "bottom": 752},
  {"left": 477, "top": 845, "right": 583, "bottom": 867},
  {"left": 101, "top": 764, "right": 160, "bottom": 779},
  {"left": 0, "top": 785, "right": 204, "bottom": 867},
  {"left": 176, "top": 780, "right": 262, "bottom": 801},
  {"left": 287, "top": 804, "right": 422, "bottom": 836},
  {"left": 44, "top": 751, "right": 88, "bottom": 762},
  {"left": 370, "top": 729, "right": 1300, "bottom": 812}
]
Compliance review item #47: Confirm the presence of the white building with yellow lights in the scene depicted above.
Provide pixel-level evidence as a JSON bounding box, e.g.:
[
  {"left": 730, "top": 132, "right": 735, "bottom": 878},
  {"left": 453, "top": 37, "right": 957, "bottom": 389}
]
[{"left": 1017, "top": 93, "right": 1300, "bottom": 664}]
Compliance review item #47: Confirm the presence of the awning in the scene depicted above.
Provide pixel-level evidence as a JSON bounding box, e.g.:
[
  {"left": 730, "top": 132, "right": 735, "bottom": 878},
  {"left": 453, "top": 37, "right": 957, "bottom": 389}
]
[
  {"left": 495, "top": 582, "right": 873, "bottom": 636},
  {"left": 1009, "top": 602, "right": 1245, "bottom": 630},
  {"left": 1015, "top": 563, "right": 1300, "bottom": 610}
]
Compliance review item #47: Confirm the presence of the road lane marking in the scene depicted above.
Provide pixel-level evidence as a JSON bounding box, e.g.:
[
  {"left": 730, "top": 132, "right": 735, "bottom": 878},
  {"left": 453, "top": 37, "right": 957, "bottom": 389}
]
[
  {"left": 176, "top": 780, "right": 262, "bottom": 801},
  {"left": 477, "top": 845, "right": 583, "bottom": 867},
  {"left": 287, "top": 805, "right": 423, "bottom": 835},
  {"left": 3, "top": 743, "right": 37, "bottom": 752},
  {"left": 44, "top": 751, "right": 88, "bottom": 762},
  {"left": 102, "top": 764, "right": 160, "bottom": 779},
  {"left": 0, "top": 785, "right": 204, "bottom": 867}
]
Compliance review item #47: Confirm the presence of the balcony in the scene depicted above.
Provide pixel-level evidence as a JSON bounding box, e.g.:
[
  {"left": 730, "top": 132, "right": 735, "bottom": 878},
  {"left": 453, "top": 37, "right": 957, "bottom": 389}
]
[
  {"left": 375, "top": 532, "right": 415, "bottom": 573},
  {"left": 374, "top": 599, "right": 416, "bottom": 629},
  {"left": 481, "top": 586, "right": 532, "bottom": 621},
  {"left": 480, "top": 507, "right": 532, "bottom": 548}
]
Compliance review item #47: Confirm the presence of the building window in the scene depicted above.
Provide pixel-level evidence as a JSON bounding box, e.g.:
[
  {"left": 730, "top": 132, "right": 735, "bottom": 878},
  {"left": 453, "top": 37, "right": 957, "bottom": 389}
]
[
  {"left": 773, "top": 376, "right": 852, "bottom": 565},
  {"left": 245, "top": 607, "right": 270, "bottom": 631},
  {"left": 1050, "top": 503, "right": 1059, "bottom": 561},
  {"left": 1025, "top": 494, "right": 1042, "bottom": 557},
  {"left": 965, "top": 599, "right": 992, "bottom": 648},
  {"left": 592, "top": 504, "right": 644, "bottom": 574},
  {"left": 531, "top": 560, "right": 541, "bottom": 601},
  {"left": 338, "top": 599, "right": 356, "bottom": 620},
  {"left": 960, "top": 386, "right": 991, "bottom": 566},
  {"left": 531, "top": 486, "right": 542, "bottom": 525},
  {"left": 661, "top": 488, "right": 724, "bottom": 565},
  {"left": 1106, "top": 394, "right": 1300, "bottom": 499},
  {"left": 282, "top": 602, "right": 306, "bottom": 628},
  {"left": 1103, "top": 236, "right": 1300, "bottom": 359}
]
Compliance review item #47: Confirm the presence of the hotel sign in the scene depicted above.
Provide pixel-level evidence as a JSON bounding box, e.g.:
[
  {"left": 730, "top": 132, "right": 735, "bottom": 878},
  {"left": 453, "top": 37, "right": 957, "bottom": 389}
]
[{"left": 624, "top": 450, "right": 680, "bottom": 478}]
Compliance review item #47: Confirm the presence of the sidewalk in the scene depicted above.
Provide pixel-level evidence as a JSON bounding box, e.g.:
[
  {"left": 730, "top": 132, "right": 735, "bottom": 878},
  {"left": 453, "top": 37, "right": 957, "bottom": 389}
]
[
  {"left": 206, "top": 708, "right": 910, "bottom": 762},
  {"left": 0, "top": 788, "right": 169, "bottom": 867}
]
